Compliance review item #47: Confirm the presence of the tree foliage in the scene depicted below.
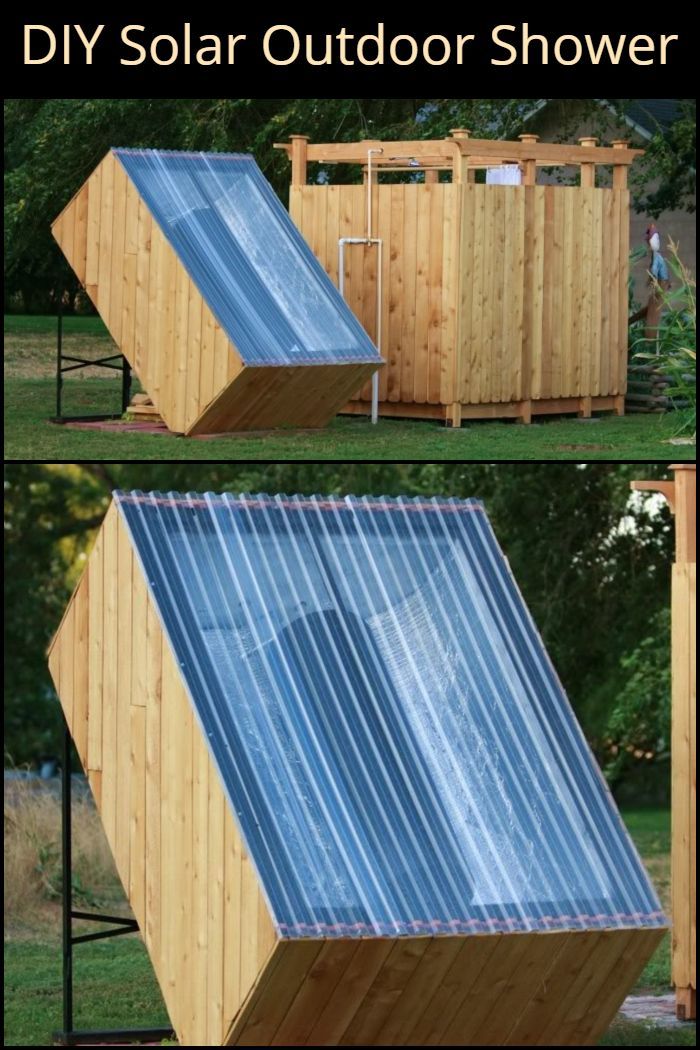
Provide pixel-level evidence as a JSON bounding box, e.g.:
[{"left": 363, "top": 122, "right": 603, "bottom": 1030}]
[
  {"left": 628, "top": 99, "right": 696, "bottom": 219},
  {"left": 0, "top": 97, "right": 578, "bottom": 311},
  {"left": 601, "top": 606, "right": 671, "bottom": 789},
  {"left": 5, "top": 463, "right": 674, "bottom": 791}
]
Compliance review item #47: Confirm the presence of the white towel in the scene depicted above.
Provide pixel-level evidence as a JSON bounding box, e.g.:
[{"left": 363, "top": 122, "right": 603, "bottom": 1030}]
[{"left": 486, "top": 165, "right": 523, "bottom": 186}]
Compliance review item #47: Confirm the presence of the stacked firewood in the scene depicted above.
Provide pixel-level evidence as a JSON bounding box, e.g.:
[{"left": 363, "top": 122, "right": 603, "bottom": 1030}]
[{"left": 625, "top": 362, "right": 695, "bottom": 413}]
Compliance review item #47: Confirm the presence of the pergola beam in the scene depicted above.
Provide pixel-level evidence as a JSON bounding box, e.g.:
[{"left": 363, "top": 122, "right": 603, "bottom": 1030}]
[{"left": 274, "top": 135, "right": 643, "bottom": 179}]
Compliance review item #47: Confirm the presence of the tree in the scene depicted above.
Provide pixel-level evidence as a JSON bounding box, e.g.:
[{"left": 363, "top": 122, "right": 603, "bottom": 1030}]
[
  {"left": 5, "top": 98, "right": 540, "bottom": 312},
  {"left": 5, "top": 463, "right": 673, "bottom": 787},
  {"left": 626, "top": 100, "right": 696, "bottom": 218}
]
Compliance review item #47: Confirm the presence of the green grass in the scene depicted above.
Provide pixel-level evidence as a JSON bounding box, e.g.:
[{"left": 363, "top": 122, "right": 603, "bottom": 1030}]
[
  {"left": 3, "top": 938, "right": 169, "bottom": 1046},
  {"left": 4, "top": 315, "right": 696, "bottom": 461},
  {"left": 5, "top": 314, "right": 108, "bottom": 336},
  {"left": 601, "top": 1021, "right": 696, "bottom": 1045},
  {"left": 4, "top": 807, "right": 692, "bottom": 1045},
  {"left": 5, "top": 377, "right": 696, "bottom": 462}
]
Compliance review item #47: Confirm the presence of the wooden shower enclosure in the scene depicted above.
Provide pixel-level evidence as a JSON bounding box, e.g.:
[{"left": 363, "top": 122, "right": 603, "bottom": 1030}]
[
  {"left": 278, "top": 132, "right": 643, "bottom": 425},
  {"left": 633, "top": 465, "right": 697, "bottom": 1021}
]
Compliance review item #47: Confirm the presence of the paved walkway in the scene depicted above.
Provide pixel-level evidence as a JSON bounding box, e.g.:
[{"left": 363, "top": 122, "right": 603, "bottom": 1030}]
[{"left": 620, "top": 993, "right": 691, "bottom": 1028}]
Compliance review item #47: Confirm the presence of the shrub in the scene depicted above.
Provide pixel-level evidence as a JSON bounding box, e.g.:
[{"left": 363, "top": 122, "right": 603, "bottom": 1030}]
[
  {"left": 631, "top": 242, "right": 696, "bottom": 436},
  {"left": 4, "top": 776, "right": 124, "bottom": 930}
]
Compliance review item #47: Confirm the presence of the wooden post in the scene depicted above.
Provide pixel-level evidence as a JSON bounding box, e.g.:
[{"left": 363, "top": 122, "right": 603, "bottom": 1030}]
[
  {"left": 424, "top": 170, "right": 439, "bottom": 185},
  {"left": 450, "top": 129, "right": 475, "bottom": 184},
  {"left": 631, "top": 465, "right": 696, "bottom": 1022},
  {"left": 518, "top": 134, "right": 539, "bottom": 186},
  {"left": 578, "top": 137, "right": 598, "bottom": 189},
  {"left": 611, "top": 140, "right": 630, "bottom": 190},
  {"left": 289, "top": 135, "right": 310, "bottom": 187}
]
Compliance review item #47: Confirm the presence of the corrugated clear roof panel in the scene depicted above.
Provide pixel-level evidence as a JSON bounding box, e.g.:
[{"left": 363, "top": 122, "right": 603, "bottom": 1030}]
[
  {"left": 116, "top": 491, "right": 666, "bottom": 939},
  {"left": 113, "top": 149, "right": 381, "bottom": 367}
]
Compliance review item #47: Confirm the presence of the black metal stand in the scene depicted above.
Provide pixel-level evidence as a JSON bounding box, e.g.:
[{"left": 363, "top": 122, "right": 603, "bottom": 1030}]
[
  {"left": 51, "top": 296, "right": 132, "bottom": 424},
  {"left": 53, "top": 718, "right": 174, "bottom": 1047}
]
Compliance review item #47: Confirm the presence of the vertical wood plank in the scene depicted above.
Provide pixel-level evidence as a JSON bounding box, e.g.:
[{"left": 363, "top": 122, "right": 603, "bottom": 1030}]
[
  {"left": 271, "top": 940, "right": 359, "bottom": 1046},
  {"left": 144, "top": 597, "right": 162, "bottom": 967},
  {"left": 114, "top": 513, "right": 133, "bottom": 883},
  {"left": 60, "top": 600, "right": 75, "bottom": 735},
  {"left": 207, "top": 766, "right": 226, "bottom": 1044},
  {"left": 400, "top": 187, "right": 418, "bottom": 405},
  {"left": 490, "top": 188, "right": 506, "bottom": 403},
  {"left": 72, "top": 571, "right": 89, "bottom": 760},
  {"left": 306, "top": 939, "right": 394, "bottom": 1045},
  {"left": 158, "top": 637, "right": 182, "bottom": 1025},
  {"left": 511, "top": 187, "right": 526, "bottom": 402},
  {"left": 376, "top": 936, "right": 465, "bottom": 1045},
  {"left": 97, "top": 152, "right": 115, "bottom": 323},
  {"left": 186, "top": 281, "right": 204, "bottom": 431},
  {"left": 609, "top": 189, "right": 622, "bottom": 395},
  {"left": 561, "top": 189, "right": 576, "bottom": 398},
  {"left": 87, "top": 531, "right": 103, "bottom": 771},
  {"left": 171, "top": 261, "right": 191, "bottom": 433},
  {"left": 409, "top": 934, "right": 502, "bottom": 1045},
  {"left": 530, "top": 187, "right": 546, "bottom": 403},
  {"left": 100, "top": 504, "right": 118, "bottom": 846},
  {"left": 85, "top": 164, "right": 102, "bottom": 291},
  {"left": 617, "top": 189, "right": 631, "bottom": 397},
  {"left": 569, "top": 930, "right": 663, "bottom": 1045},
  {"left": 538, "top": 188, "right": 554, "bottom": 400},
  {"left": 672, "top": 562, "right": 692, "bottom": 991},
  {"left": 198, "top": 302, "right": 218, "bottom": 413},
  {"left": 128, "top": 704, "right": 146, "bottom": 921},
  {"left": 61, "top": 201, "right": 76, "bottom": 277},
  {"left": 471, "top": 932, "right": 570, "bottom": 1045},
  {"left": 387, "top": 185, "right": 404, "bottom": 403},
  {"left": 504, "top": 932, "right": 600, "bottom": 1045},
  {"left": 190, "top": 727, "right": 210, "bottom": 1045},
  {"left": 599, "top": 190, "right": 613, "bottom": 396},
  {"left": 376, "top": 185, "right": 392, "bottom": 402},
  {"left": 426, "top": 185, "right": 443, "bottom": 405},
  {"left": 230, "top": 942, "right": 324, "bottom": 1046},
  {"left": 134, "top": 197, "right": 152, "bottom": 379},
  {"left": 590, "top": 190, "right": 603, "bottom": 397},
  {"left": 223, "top": 807, "right": 243, "bottom": 1031},
  {"left": 73, "top": 186, "right": 89, "bottom": 285},
  {"left": 466, "top": 185, "right": 485, "bottom": 403},
  {"left": 413, "top": 186, "right": 431, "bottom": 405},
  {"left": 109, "top": 158, "right": 127, "bottom": 346},
  {"left": 124, "top": 171, "right": 140, "bottom": 254},
  {"left": 341, "top": 938, "right": 431, "bottom": 1045},
  {"left": 549, "top": 188, "right": 564, "bottom": 399},
  {"left": 240, "top": 849, "right": 261, "bottom": 998},
  {"left": 130, "top": 556, "right": 147, "bottom": 708},
  {"left": 690, "top": 564, "right": 697, "bottom": 1000},
  {"left": 441, "top": 185, "right": 458, "bottom": 406}
]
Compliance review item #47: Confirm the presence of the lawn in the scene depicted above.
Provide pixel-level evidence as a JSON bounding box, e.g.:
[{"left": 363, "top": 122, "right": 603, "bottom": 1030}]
[
  {"left": 4, "top": 807, "right": 693, "bottom": 1046},
  {"left": 5, "top": 315, "right": 696, "bottom": 462}
]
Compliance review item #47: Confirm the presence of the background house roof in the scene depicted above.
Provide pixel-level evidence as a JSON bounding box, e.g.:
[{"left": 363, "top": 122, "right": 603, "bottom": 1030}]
[{"left": 522, "top": 99, "right": 681, "bottom": 140}]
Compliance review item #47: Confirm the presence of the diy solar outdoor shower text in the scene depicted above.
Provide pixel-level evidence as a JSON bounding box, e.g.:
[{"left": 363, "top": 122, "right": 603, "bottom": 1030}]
[{"left": 23, "top": 23, "right": 680, "bottom": 68}]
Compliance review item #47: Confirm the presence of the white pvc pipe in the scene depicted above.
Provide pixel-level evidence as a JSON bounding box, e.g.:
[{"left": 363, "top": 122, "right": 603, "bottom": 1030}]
[{"left": 366, "top": 148, "right": 383, "bottom": 241}]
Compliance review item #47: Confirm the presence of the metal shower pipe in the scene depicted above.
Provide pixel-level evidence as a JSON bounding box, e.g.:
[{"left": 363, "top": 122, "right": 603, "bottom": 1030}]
[{"left": 337, "top": 147, "right": 384, "bottom": 425}]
